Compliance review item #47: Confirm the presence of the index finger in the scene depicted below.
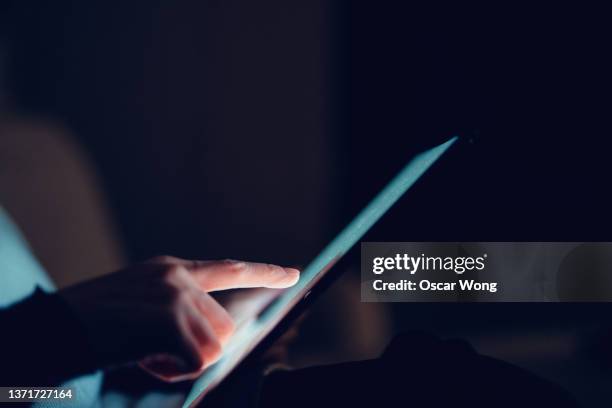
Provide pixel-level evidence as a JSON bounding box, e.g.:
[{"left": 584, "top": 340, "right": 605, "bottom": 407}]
[{"left": 186, "top": 260, "right": 300, "bottom": 292}]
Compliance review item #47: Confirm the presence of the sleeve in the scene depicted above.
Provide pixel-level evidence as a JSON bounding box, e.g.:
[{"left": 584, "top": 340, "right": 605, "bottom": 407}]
[{"left": 0, "top": 287, "right": 100, "bottom": 386}]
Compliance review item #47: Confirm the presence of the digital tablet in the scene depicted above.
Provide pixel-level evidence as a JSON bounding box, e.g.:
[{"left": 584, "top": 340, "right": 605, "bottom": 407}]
[{"left": 183, "top": 136, "right": 458, "bottom": 407}]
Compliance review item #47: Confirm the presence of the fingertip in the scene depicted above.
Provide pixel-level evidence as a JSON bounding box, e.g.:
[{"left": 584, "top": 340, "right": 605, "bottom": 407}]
[
  {"left": 271, "top": 267, "right": 300, "bottom": 288},
  {"left": 202, "top": 340, "right": 223, "bottom": 367},
  {"left": 217, "top": 317, "right": 236, "bottom": 346},
  {"left": 286, "top": 267, "right": 300, "bottom": 281}
]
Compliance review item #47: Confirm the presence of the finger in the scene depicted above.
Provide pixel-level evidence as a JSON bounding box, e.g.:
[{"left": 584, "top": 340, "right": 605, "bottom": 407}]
[
  {"left": 139, "top": 305, "right": 221, "bottom": 383},
  {"left": 169, "top": 310, "right": 206, "bottom": 373},
  {"left": 183, "top": 299, "right": 223, "bottom": 368},
  {"left": 190, "top": 290, "right": 236, "bottom": 345},
  {"left": 188, "top": 260, "right": 300, "bottom": 292},
  {"left": 174, "top": 269, "right": 236, "bottom": 345}
]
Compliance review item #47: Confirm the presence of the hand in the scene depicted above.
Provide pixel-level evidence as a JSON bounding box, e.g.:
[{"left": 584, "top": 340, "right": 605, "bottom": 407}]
[{"left": 59, "top": 256, "right": 300, "bottom": 382}]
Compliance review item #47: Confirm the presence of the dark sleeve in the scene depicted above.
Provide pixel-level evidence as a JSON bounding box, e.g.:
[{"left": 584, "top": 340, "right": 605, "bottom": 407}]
[{"left": 0, "top": 287, "right": 100, "bottom": 386}]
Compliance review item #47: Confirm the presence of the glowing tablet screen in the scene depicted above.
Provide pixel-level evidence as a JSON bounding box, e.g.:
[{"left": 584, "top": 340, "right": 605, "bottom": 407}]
[{"left": 183, "top": 136, "right": 458, "bottom": 407}]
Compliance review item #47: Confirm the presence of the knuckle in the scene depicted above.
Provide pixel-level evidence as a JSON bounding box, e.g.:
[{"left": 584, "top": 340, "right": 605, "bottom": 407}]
[
  {"left": 260, "top": 263, "right": 282, "bottom": 281},
  {"left": 264, "top": 263, "right": 279, "bottom": 276},
  {"left": 224, "top": 259, "right": 248, "bottom": 276},
  {"left": 221, "top": 258, "right": 239, "bottom": 268},
  {"left": 162, "top": 265, "right": 189, "bottom": 284}
]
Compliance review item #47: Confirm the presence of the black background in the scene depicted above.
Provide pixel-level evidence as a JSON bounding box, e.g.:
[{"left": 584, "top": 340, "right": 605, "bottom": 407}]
[{"left": 4, "top": 2, "right": 611, "bottom": 259}]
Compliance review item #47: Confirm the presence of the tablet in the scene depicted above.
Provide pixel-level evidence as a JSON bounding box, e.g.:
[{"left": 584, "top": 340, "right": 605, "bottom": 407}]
[{"left": 183, "top": 136, "right": 458, "bottom": 407}]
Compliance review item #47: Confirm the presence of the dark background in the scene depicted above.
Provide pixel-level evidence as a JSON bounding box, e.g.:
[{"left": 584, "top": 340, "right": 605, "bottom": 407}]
[
  {"left": 4, "top": 2, "right": 611, "bottom": 260},
  {"left": 2, "top": 2, "right": 612, "bottom": 405}
]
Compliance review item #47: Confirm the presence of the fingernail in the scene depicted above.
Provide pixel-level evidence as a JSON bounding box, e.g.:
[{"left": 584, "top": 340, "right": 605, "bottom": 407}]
[
  {"left": 283, "top": 268, "right": 300, "bottom": 284},
  {"left": 266, "top": 267, "right": 300, "bottom": 288}
]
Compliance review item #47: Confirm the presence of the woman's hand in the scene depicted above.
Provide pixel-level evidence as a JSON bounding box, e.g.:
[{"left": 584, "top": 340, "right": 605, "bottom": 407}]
[{"left": 59, "top": 256, "right": 299, "bottom": 382}]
